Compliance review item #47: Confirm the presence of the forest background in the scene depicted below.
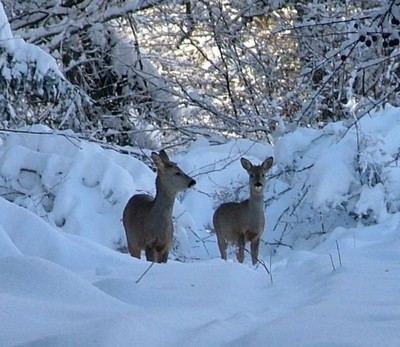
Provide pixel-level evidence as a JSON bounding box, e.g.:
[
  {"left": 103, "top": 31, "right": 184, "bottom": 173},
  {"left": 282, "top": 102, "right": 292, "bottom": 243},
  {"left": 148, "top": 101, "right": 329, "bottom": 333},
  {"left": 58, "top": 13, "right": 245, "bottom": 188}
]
[{"left": 1, "top": 0, "right": 400, "bottom": 150}]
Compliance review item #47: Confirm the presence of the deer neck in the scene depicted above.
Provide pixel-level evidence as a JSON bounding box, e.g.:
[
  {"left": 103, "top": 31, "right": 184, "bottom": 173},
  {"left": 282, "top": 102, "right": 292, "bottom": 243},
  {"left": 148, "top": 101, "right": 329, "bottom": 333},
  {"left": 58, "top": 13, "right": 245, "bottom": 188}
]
[
  {"left": 152, "top": 178, "right": 177, "bottom": 217},
  {"left": 248, "top": 192, "right": 264, "bottom": 213}
]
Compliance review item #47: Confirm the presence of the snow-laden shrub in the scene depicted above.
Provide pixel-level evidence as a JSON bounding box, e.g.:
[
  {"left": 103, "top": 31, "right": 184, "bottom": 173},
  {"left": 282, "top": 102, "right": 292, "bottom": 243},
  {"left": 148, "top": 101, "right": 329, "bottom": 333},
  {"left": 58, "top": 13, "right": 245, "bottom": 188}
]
[
  {"left": 1, "top": 107, "right": 400, "bottom": 261},
  {"left": 0, "top": 3, "right": 88, "bottom": 130},
  {"left": 266, "top": 105, "right": 400, "bottom": 256}
]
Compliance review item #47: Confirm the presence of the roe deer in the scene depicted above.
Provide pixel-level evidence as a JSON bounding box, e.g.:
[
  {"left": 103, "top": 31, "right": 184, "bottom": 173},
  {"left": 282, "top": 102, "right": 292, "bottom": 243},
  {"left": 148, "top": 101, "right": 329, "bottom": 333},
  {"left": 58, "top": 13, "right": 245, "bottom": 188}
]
[
  {"left": 123, "top": 150, "right": 196, "bottom": 263},
  {"left": 213, "top": 156, "right": 273, "bottom": 265}
]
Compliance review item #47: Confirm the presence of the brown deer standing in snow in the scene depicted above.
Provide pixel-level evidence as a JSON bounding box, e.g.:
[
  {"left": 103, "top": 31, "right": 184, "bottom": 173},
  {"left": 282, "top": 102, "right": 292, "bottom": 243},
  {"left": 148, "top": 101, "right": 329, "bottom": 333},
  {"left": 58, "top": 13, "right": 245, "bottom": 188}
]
[
  {"left": 213, "top": 156, "right": 273, "bottom": 265},
  {"left": 123, "top": 150, "right": 196, "bottom": 263}
]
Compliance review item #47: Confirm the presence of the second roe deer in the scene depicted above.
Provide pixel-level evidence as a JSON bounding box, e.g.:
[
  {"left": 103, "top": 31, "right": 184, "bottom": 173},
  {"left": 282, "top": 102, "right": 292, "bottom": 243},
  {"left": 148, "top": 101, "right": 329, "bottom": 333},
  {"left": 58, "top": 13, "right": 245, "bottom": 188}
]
[
  {"left": 123, "top": 150, "right": 196, "bottom": 263},
  {"left": 213, "top": 156, "right": 273, "bottom": 265}
]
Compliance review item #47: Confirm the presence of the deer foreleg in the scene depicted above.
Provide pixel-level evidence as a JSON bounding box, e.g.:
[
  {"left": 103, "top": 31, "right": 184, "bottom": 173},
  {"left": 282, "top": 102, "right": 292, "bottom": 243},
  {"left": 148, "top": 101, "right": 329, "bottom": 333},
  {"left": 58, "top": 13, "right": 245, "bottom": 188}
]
[
  {"left": 250, "top": 237, "right": 261, "bottom": 265},
  {"left": 236, "top": 234, "right": 245, "bottom": 263}
]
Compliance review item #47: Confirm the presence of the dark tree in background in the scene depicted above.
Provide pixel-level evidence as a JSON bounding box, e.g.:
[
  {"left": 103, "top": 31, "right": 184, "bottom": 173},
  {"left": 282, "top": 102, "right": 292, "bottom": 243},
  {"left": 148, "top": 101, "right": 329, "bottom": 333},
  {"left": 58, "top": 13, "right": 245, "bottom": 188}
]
[{"left": 1, "top": 0, "right": 176, "bottom": 147}]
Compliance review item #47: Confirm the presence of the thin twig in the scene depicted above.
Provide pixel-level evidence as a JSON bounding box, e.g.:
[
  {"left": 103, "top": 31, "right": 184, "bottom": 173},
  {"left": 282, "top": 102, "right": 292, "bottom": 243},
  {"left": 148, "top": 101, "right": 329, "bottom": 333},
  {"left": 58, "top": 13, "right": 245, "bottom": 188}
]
[
  {"left": 258, "top": 257, "right": 274, "bottom": 285},
  {"left": 336, "top": 240, "right": 343, "bottom": 267},
  {"left": 329, "top": 253, "right": 336, "bottom": 271},
  {"left": 190, "top": 229, "right": 212, "bottom": 256},
  {"left": 244, "top": 249, "right": 273, "bottom": 285},
  {"left": 135, "top": 262, "right": 155, "bottom": 284}
]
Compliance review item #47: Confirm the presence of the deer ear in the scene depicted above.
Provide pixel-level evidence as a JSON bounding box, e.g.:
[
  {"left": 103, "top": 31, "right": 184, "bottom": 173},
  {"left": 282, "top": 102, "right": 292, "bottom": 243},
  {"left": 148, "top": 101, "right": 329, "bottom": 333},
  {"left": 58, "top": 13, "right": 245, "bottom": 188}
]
[
  {"left": 151, "top": 152, "right": 166, "bottom": 169},
  {"left": 240, "top": 158, "right": 253, "bottom": 171},
  {"left": 158, "top": 150, "right": 170, "bottom": 162},
  {"left": 262, "top": 157, "right": 274, "bottom": 171}
]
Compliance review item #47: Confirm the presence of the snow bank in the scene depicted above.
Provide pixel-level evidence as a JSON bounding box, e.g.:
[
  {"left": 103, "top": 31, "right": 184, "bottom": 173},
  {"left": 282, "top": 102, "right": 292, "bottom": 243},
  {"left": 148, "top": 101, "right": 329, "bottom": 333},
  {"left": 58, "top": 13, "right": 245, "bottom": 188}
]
[
  {"left": 2, "top": 107, "right": 400, "bottom": 260},
  {"left": 1, "top": 107, "right": 400, "bottom": 345}
]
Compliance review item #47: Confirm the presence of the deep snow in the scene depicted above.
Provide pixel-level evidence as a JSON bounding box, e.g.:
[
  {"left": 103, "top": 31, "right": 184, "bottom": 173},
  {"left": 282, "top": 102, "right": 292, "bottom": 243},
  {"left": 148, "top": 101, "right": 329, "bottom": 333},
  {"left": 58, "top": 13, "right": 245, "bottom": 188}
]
[{"left": 1, "top": 108, "right": 400, "bottom": 346}]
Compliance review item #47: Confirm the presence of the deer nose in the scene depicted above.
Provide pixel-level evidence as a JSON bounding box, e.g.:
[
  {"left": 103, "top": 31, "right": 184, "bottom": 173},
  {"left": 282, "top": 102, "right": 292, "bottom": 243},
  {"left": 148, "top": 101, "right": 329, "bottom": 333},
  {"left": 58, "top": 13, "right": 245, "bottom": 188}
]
[
  {"left": 189, "top": 179, "right": 196, "bottom": 188},
  {"left": 254, "top": 182, "right": 263, "bottom": 188}
]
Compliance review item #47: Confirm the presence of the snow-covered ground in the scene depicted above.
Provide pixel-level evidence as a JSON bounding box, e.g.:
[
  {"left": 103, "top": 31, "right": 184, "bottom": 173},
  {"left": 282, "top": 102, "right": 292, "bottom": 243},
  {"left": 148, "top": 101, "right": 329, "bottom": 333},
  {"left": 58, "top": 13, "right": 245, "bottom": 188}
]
[{"left": 1, "top": 107, "right": 400, "bottom": 346}]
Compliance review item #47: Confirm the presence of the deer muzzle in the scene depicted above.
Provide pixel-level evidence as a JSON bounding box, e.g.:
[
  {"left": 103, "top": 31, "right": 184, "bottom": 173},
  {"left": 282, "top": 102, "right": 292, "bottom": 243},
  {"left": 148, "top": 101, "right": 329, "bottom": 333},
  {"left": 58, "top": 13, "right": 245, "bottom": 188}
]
[{"left": 188, "top": 179, "right": 196, "bottom": 188}]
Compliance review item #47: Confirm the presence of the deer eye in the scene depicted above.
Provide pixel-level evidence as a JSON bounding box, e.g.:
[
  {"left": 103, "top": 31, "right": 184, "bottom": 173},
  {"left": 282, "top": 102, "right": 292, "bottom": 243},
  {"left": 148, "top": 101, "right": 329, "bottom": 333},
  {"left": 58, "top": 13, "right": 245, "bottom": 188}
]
[
  {"left": 250, "top": 174, "right": 254, "bottom": 178},
  {"left": 175, "top": 171, "right": 182, "bottom": 176}
]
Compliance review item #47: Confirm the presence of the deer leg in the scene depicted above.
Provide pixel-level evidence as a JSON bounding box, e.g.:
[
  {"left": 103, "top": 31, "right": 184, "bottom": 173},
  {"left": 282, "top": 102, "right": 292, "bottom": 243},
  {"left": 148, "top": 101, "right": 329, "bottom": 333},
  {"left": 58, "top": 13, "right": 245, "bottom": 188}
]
[
  {"left": 129, "top": 245, "right": 141, "bottom": 259},
  {"left": 250, "top": 237, "right": 261, "bottom": 265},
  {"left": 216, "top": 233, "right": 227, "bottom": 260},
  {"left": 236, "top": 234, "right": 245, "bottom": 263},
  {"left": 145, "top": 246, "right": 156, "bottom": 262},
  {"left": 158, "top": 250, "right": 169, "bottom": 263}
]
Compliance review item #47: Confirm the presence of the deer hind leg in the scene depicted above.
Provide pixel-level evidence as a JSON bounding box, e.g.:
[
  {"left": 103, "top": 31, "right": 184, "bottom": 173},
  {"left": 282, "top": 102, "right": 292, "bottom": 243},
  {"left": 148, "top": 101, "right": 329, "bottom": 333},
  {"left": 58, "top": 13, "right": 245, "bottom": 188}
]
[
  {"left": 216, "top": 232, "right": 228, "bottom": 260},
  {"left": 145, "top": 246, "right": 156, "bottom": 262},
  {"left": 153, "top": 241, "right": 169, "bottom": 263},
  {"left": 158, "top": 250, "right": 169, "bottom": 263},
  {"left": 129, "top": 245, "right": 141, "bottom": 259},
  {"left": 236, "top": 234, "right": 245, "bottom": 263},
  {"left": 250, "top": 237, "right": 261, "bottom": 265}
]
